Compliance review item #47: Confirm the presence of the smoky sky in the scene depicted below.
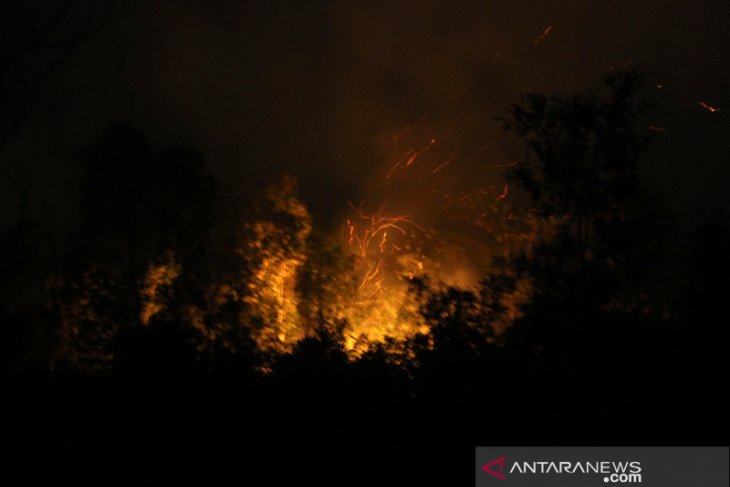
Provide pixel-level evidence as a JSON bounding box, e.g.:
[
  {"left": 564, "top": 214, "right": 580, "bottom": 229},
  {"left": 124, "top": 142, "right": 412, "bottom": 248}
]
[{"left": 2, "top": 0, "right": 729, "bottom": 234}]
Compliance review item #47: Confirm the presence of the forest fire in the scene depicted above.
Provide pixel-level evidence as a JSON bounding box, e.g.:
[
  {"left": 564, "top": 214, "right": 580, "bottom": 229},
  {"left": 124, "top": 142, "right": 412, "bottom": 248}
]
[
  {"left": 235, "top": 181, "right": 446, "bottom": 355},
  {"left": 226, "top": 113, "right": 546, "bottom": 357},
  {"left": 339, "top": 204, "right": 430, "bottom": 352},
  {"left": 50, "top": 113, "right": 548, "bottom": 369},
  {"left": 239, "top": 191, "right": 505, "bottom": 356},
  {"left": 47, "top": 67, "right": 667, "bottom": 371}
]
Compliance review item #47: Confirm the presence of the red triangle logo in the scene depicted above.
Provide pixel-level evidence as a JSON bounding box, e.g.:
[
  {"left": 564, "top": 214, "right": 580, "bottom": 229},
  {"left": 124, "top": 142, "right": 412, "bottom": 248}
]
[{"left": 482, "top": 456, "right": 507, "bottom": 480}]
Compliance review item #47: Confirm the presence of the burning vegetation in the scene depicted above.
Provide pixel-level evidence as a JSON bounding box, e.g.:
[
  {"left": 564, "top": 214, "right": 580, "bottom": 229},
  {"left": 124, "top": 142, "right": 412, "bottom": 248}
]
[
  {"left": 53, "top": 144, "right": 541, "bottom": 369},
  {"left": 200, "top": 171, "right": 538, "bottom": 359},
  {"left": 33, "top": 68, "right": 686, "bottom": 373}
]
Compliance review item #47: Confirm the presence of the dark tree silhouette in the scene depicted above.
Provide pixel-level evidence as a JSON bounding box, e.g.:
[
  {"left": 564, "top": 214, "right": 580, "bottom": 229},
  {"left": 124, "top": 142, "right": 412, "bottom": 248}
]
[
  {"left": 0, "top": 2, "right": 127, "bottom": 376},
  {"left": 489, "top": 70, "right": 719, "bottom": 439},
  {"left": 502, "top": 69, "right": 653, "bottom": 248},
  {"left": 56, "top": 122, "right": 216, "bottom": 371},
  {"left": 502, "top": 69, "right": 656, "bottom": 339}
]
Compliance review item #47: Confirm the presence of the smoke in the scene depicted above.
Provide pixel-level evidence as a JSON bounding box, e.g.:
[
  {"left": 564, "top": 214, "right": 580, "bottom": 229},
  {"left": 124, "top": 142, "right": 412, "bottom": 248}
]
[{"left": 4, "top": 0, "right": 730, "bottom": 236}]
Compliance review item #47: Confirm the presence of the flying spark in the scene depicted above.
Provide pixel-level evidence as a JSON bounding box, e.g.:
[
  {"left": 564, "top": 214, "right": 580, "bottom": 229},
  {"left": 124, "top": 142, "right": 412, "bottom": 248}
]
[
  {"left": 392, "top": 114, "right": 429, "bottom": 154},
  {"left": 534, "top": 25, "right": 553, "bottom": 45},
  {"left": 432, "top": 155, "right": 454, "bottom": 174},
  {"left": 406, "top": 138, "right": 436, "bottom": 168},
  {"left": 697, "top": 101, "right": 720, "bottom": 113},
  {"left": 497, "top": 183, "right": 509, "bottom": 201}
]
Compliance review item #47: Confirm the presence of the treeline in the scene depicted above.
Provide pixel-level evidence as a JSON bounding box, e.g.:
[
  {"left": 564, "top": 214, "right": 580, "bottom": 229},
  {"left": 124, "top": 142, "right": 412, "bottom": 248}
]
[{"left": 2, "top": 70, "right": 728, "bottom": 481}]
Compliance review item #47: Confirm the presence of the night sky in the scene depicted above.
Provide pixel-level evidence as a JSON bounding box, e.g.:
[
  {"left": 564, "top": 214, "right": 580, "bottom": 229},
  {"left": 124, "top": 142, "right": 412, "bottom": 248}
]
[{"left": 2, "top": 0, "right": 729, "bottom": 233}]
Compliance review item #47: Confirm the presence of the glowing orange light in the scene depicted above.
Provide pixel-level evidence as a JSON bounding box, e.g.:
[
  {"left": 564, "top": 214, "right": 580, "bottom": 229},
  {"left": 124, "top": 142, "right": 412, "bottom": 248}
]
[
  {"left": 140, "top": 252, "right": 181, "bottom": 325},
  {"left": 497, "top": 183, "right": 509, "bottom": 201},
  {"left": 697, "top": 101, "right": 720, "bottom": 113},
  {"left": 405, "top": 138, "right": 436, "bottom": 168}
]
